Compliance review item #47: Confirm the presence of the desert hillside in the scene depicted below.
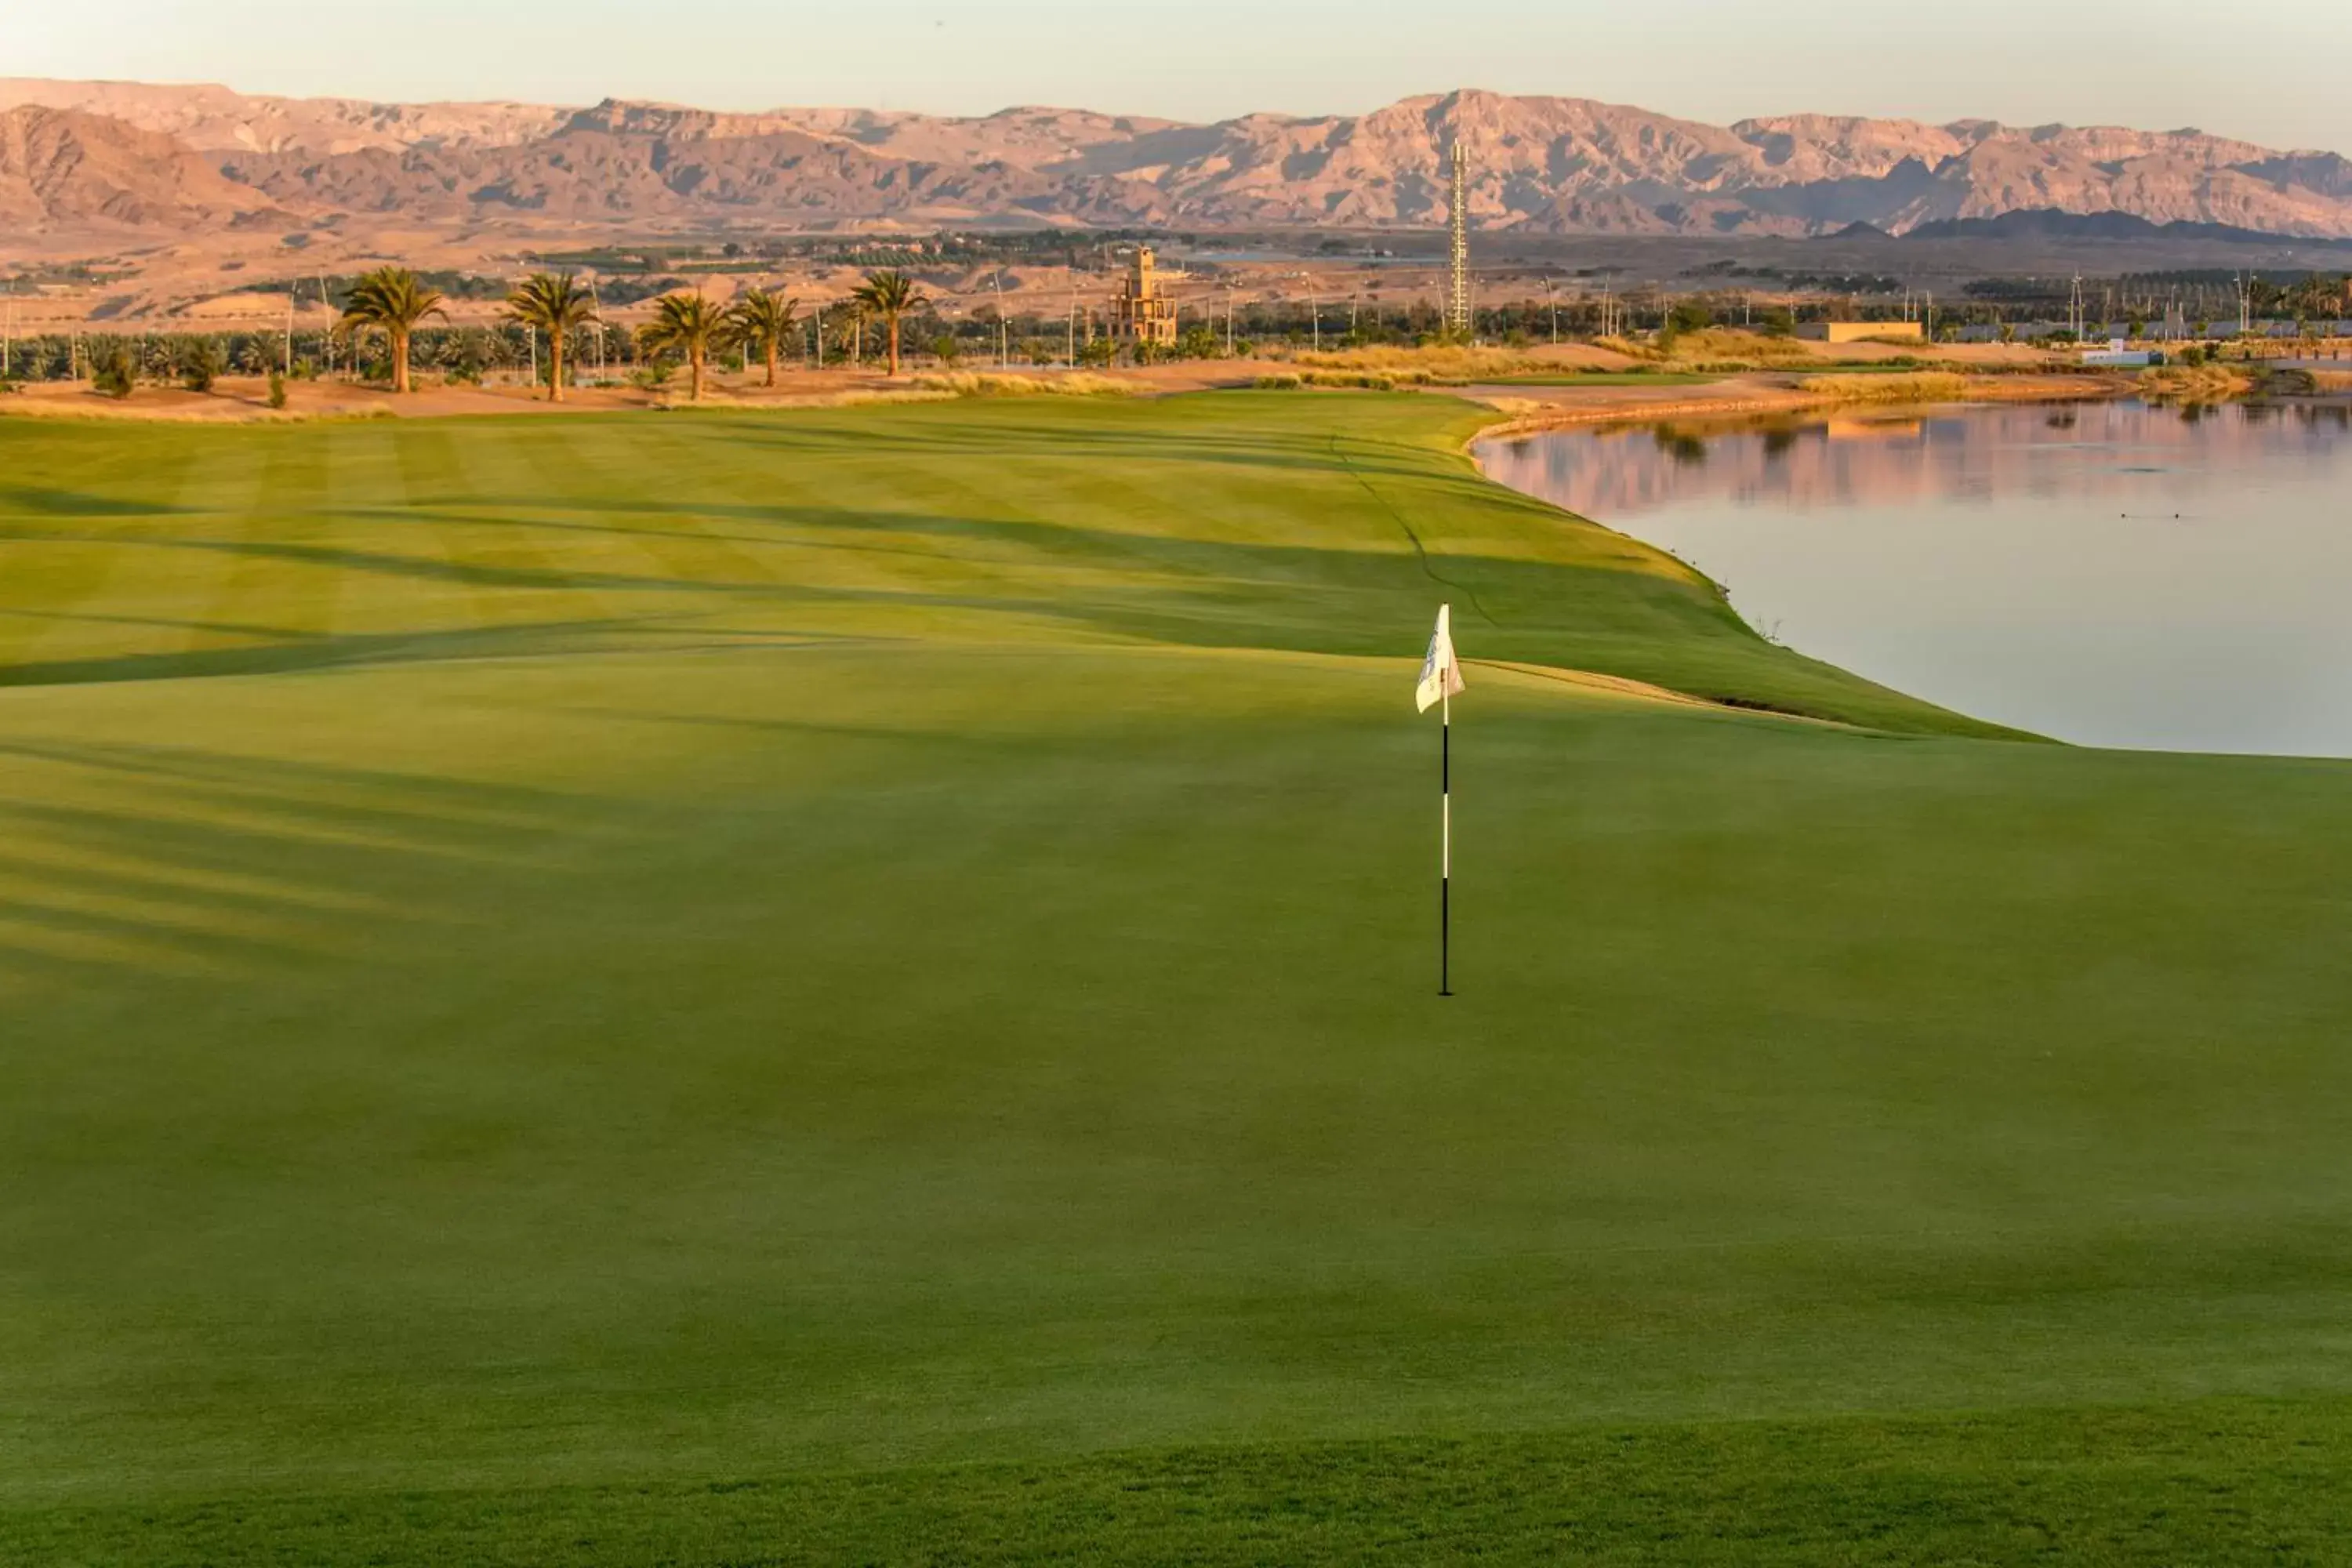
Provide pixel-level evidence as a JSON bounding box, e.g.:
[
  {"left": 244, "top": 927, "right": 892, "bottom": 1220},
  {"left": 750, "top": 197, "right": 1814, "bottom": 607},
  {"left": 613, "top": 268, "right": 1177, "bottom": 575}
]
[
  {"left": 0, "top": 104, "right": 292, "bottom": 231},
  {"left": 2, "top": 79, "right": 2350, "bottom": 242}
]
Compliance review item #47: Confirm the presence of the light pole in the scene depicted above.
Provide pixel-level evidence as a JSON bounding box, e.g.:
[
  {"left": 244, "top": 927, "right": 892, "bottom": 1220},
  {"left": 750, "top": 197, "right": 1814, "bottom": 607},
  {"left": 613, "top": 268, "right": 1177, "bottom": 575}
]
[
  {"left": 318, "top": 278, "right": 332, "bottom": 377},
  {"left": 992, "top": 268, "right": 1009, "bottom": 368},
  {"left": 590, "top": 278, "right": 606, "bottom": 380}
]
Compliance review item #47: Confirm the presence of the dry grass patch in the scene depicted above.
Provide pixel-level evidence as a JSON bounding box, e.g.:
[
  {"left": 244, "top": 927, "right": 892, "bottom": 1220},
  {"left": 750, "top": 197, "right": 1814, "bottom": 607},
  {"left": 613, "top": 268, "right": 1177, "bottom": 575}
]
[
  {"left": 1668, "top": 328, "right": 1818, "bottom": 368},
  {"left": 2139, "top": 365, "right": 2257, "bottom": 401},
  {"left": 1595, "top": 335, "right": 1664, "bottom": 362},
  {"left": 1797, "top": 372, "right": 1969, "bottom": 403},
  {"left": 1290, "top": 346, "right": 1544, "bottom": 380},
  {"left": 793, "top": 388, "right": 959, "bottom": 408},
  {"left": 0, "top": 397, "right": 394, "bottom": 425},
  {"left": 1254, "top": 370, "right": 1436, "bottom": 391},
  {"left": 1599, "top": 329, "right": 1820, "bottom": 372},
  {"left": 909, "top": 372, "right": 1139, "bottom": 398}
]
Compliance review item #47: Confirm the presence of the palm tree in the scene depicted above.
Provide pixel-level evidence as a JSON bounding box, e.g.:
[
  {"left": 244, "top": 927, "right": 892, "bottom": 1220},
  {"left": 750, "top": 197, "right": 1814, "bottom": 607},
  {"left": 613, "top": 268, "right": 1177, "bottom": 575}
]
[
  {"left": 337, "top": 267, "right": 446, "bottom": 394},
  {"left": 504, "top": 272, "right": 598, "bottom": 402},
  {"left": 851, "top": 270, "right": 928, "bottom": 377},
  {"left": 637, "top": 291, "right": 735, "bottom": 401},
  {"left": 729, "top": 289, "right": 800, "bottom": 388}
]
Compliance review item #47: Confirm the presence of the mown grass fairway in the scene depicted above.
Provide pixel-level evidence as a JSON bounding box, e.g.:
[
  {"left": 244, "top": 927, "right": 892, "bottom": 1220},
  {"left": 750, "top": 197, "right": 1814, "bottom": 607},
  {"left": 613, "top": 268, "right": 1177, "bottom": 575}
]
[{"left": 1, "top": 394, "right": 2348, "bottom": 1563}]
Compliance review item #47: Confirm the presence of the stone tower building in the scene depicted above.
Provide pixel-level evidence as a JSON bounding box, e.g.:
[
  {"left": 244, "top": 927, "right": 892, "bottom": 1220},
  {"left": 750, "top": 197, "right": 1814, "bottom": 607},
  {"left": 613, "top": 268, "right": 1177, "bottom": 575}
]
[{"left": 1109, "top": 246, "right": 1180, "bottom": 347}]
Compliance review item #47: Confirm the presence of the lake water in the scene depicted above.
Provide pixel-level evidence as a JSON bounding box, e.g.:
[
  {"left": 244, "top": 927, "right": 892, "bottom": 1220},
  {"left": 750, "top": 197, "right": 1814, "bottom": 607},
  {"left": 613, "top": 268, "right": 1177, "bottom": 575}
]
[{"left": 1478, "top": 401, "right": 2352, "bottom": 756}]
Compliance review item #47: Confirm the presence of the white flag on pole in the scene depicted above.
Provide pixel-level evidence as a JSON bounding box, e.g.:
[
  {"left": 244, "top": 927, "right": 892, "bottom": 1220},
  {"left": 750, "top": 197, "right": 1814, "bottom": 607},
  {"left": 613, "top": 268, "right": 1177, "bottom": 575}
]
[{"left": 1414, "top": 603, "right": 1466, "bottom": 713}]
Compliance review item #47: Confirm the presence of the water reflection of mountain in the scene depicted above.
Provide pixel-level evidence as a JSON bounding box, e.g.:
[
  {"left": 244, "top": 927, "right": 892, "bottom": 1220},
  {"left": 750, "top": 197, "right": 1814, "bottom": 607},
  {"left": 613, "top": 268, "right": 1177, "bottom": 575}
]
[{"left": 1479, "top": 401, "right": 2352, "bottom": 523}]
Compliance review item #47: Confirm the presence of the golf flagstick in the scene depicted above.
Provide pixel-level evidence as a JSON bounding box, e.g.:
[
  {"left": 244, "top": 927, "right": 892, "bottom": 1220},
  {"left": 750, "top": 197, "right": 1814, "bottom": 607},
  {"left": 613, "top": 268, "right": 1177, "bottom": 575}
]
[{"left": 1415, "top": 605, "right": 1466, "bottom": 996}]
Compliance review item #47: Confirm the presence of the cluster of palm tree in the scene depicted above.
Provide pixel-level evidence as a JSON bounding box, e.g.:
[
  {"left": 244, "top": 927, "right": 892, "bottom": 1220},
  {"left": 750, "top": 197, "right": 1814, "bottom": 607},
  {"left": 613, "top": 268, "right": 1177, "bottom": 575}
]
[{"left": 334, "top": 262, "right": 934, "bottom": 401}]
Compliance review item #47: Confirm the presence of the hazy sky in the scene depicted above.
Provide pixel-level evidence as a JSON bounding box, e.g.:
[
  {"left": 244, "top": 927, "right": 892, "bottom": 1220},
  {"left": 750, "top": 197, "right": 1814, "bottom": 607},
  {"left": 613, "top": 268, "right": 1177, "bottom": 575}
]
[{"left": 16, "top": 1, "right": 2352, "bottom": 151}]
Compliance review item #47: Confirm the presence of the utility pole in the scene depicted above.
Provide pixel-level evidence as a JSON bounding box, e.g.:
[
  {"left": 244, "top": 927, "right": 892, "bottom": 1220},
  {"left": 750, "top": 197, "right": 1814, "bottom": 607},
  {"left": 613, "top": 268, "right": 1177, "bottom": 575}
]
[
  {"left": 589, "top": 278, "right": 605, "bottom": 379},
  {"left": 1544, "top": 275, "right": 1559, "bottom": 343},
  {"left": 992, "top": 268, "right": 1009, "bottom": 368},
  {"left": 1067, "top": 270, "right": 1078, "bottom": 367},
  {"left": 1446, "top": 142, "right": 1472, "bottom": 338},
  {"left": 283, "top": 291, "right": 293, "bottom": 376}
]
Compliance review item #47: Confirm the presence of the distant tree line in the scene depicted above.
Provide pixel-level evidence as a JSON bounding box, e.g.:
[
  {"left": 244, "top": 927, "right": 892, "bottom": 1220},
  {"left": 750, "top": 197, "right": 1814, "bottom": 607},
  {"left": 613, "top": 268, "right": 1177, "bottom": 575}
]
[
  {"left": 9, "top": 260, "right": 2350, "bottom": 399},
  {"left": 0, "top": 265, "right": 958, "bottom": 402}
]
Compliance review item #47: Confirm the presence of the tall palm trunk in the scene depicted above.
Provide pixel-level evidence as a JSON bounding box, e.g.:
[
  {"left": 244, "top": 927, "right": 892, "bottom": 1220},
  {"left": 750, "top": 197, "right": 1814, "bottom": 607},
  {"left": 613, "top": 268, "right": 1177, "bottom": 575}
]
[
  {"left": 887, "top": 318, "right": 901, "bottom": 377},
  {"left": 393, "top": 328, "right": 411, "bottom": 394},
  {"left": 690, "top": 344, "right": 706, "bottom": 401},
  {"left": 550, "top": 331, "right": 567, "bottom": 403},
  {"left": 765, "top": 339, "right": 779, "bottom": 387}
]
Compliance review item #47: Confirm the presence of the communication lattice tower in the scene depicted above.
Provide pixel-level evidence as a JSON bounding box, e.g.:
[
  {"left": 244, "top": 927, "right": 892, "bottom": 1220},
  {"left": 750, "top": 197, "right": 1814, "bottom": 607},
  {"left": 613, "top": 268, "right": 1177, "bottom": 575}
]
[{"left": 1446, "top": 143, "right": 1472, "bottom": 337}]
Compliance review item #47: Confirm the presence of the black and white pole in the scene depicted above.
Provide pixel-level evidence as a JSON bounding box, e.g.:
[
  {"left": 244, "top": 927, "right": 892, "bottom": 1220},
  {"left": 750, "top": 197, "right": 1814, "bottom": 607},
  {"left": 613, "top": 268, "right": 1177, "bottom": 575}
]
[
  {"left": 1417, "top": 602, "right": 1463, "bottom": 997},
  {"left": 1440, "top": 680, "right": 1453, "bottom": 997}
]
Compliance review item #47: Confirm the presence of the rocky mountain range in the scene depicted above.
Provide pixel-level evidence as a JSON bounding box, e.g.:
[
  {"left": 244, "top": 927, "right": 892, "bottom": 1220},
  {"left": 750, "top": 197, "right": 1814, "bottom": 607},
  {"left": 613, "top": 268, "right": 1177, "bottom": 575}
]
[
  {"left": 0, "top": 102, "right": 289, "bottom": 232},
  {"left": 6, "top": 78, "right": 2352, "bottom": 245}
]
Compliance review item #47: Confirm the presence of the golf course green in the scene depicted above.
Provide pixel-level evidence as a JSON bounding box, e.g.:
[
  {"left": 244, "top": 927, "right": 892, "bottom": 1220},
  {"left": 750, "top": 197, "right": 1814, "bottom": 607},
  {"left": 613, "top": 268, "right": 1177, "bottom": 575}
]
[{"left": 1, "top": 391, "right": 2347, "bottom": 1563}]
